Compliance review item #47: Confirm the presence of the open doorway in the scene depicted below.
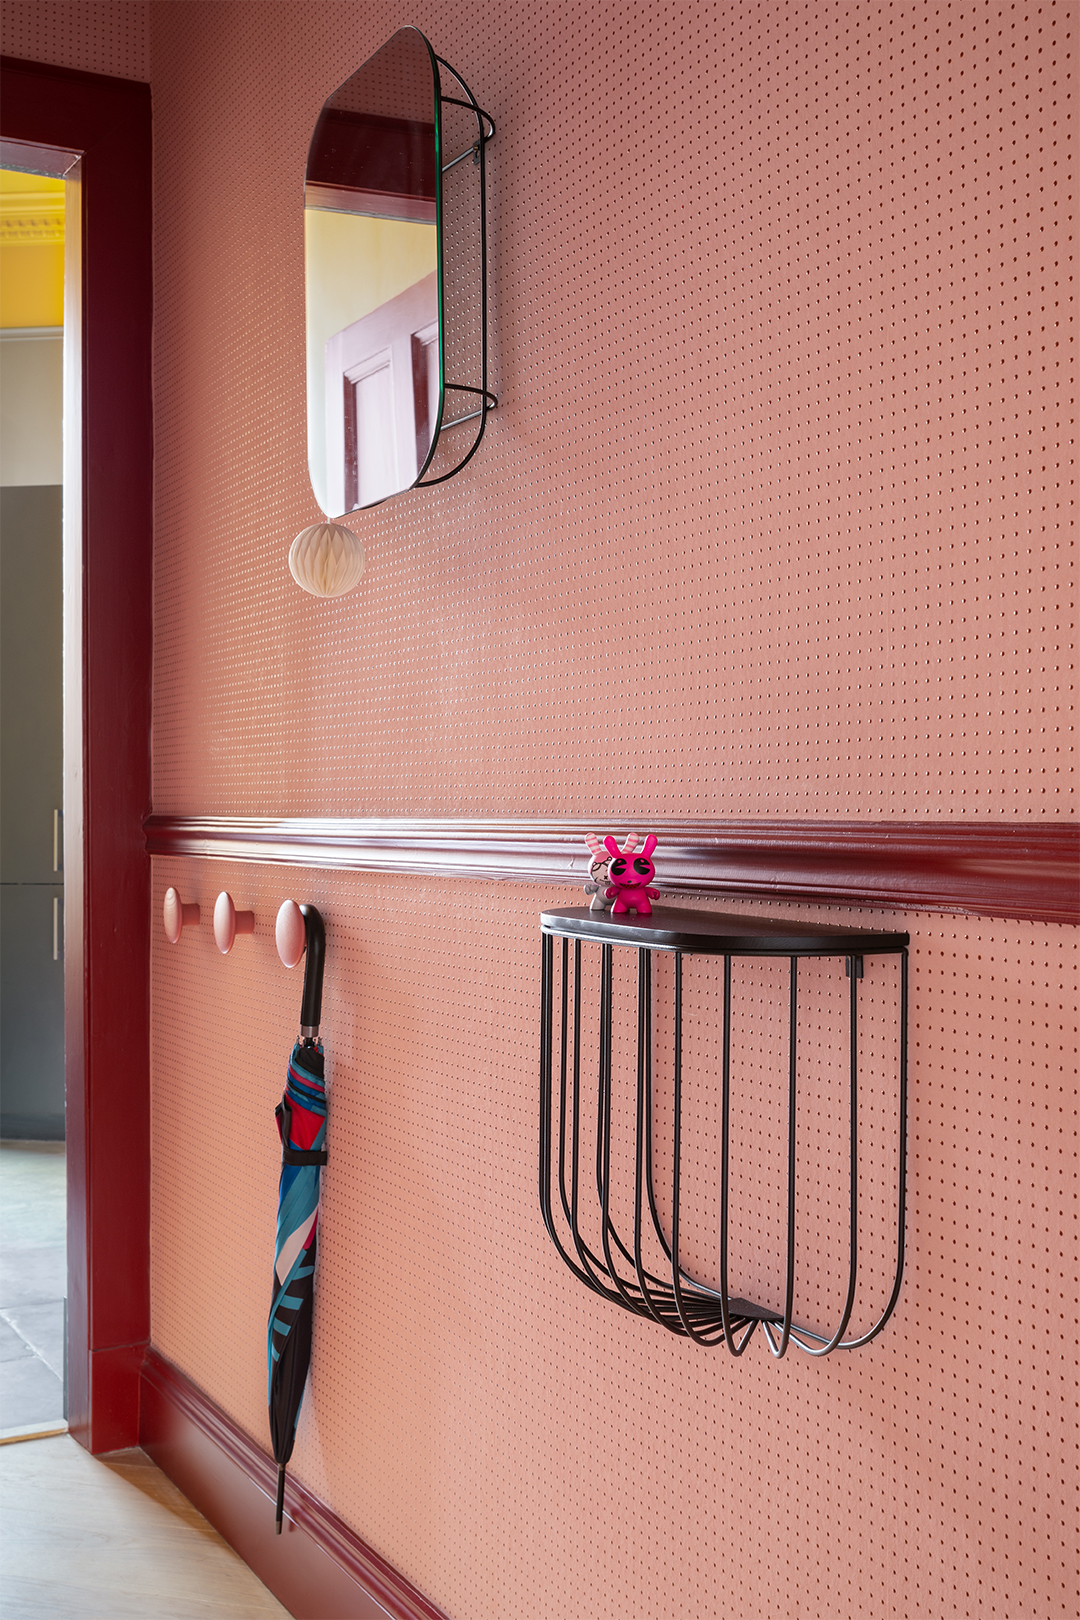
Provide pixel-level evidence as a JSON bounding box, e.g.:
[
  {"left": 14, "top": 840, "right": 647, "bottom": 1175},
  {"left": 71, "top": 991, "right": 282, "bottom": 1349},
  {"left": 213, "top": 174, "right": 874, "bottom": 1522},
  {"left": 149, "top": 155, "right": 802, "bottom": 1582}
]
[
  {"left": 0, "top": 159, "right": 70, "bottom": 1439},
  {"left": 2, "top": 57, "right": 152, "bottom": 1456}
]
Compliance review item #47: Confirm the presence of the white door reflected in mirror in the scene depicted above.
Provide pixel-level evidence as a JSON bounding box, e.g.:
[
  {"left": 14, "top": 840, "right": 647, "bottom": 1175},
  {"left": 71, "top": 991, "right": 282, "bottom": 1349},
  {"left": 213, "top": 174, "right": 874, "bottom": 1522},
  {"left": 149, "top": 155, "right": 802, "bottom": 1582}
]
[{"left": 323, "top": 271, "right": 439, "bottom": 514}]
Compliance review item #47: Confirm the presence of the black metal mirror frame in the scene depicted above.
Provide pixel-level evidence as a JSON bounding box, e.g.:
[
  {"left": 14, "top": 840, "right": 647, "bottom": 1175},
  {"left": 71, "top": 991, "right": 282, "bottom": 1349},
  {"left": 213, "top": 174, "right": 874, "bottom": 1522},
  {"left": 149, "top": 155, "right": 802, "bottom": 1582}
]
[{"left": 417, "top": 49, "right": 497, "bottom": 488}]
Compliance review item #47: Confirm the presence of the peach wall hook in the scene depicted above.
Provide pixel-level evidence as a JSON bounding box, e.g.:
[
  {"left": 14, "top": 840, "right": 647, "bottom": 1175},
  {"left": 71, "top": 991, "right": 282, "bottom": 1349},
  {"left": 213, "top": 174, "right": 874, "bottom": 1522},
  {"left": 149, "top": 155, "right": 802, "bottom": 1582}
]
[
  {"left": 275, "top": 899, "right": 308, "bottom": 968},
  {"left": 275, "top": 900, "right": 326, "bottom": 1039},
  {"left": 214, "top": 891, "right": 255, "bottom": 955},
  {"left": 163, "top": 887, "right": 200, "bottom": 943}
]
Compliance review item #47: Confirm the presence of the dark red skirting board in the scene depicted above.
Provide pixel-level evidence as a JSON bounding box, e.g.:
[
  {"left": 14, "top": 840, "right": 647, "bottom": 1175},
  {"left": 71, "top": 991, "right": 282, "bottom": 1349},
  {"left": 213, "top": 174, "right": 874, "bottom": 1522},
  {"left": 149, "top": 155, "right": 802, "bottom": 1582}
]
[
  {"left": 140, "top": 1349, "right": 451, "bottom": 1620},
  {"left": 145, "top": 815, "right": 1079, "bottom": 925}
]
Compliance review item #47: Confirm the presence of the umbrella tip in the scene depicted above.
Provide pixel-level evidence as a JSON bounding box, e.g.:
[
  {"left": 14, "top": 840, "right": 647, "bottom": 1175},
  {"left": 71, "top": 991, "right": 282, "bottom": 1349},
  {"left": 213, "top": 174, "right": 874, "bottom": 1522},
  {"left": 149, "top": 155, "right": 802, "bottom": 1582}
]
[{"left": 275, "top": 1463, "right": 286, "bottom": 1533}]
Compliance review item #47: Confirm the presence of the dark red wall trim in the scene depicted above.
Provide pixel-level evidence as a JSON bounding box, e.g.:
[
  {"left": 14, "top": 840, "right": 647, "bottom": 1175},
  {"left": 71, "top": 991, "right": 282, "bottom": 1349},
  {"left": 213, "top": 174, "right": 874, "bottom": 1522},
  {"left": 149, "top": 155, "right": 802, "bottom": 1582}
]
[
  {"left": 145, "top": 815, "right": 1079, "bottom": 925},
  {"left": 140, "top": 1350, "right": 452, "bottom": 1620},
  {"left": 2, "top": 57, "right": 153, "bottom": 1452}
]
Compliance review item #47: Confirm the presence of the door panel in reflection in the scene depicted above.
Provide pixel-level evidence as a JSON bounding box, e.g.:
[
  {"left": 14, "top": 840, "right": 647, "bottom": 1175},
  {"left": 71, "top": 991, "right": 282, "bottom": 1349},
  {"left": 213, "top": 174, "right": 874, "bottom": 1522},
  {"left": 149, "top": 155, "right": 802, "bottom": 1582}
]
[{"left": 324, "top": 271, "right": 439, "bottom": 514}]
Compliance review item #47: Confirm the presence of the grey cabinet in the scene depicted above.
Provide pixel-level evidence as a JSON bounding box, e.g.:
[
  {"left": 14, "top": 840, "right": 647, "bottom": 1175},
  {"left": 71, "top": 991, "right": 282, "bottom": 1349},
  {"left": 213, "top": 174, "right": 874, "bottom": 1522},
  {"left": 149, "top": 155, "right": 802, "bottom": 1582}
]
[{"left": 1, "top": 485, "right": 64, "bottom": 1139}]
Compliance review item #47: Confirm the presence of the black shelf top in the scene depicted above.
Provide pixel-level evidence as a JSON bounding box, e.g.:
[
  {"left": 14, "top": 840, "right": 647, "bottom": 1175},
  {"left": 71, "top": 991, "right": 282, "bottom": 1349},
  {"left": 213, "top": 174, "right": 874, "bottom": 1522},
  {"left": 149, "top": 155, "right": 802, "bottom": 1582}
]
[{"left": 541, "top": 905, "right": 909, "bottom": 956}]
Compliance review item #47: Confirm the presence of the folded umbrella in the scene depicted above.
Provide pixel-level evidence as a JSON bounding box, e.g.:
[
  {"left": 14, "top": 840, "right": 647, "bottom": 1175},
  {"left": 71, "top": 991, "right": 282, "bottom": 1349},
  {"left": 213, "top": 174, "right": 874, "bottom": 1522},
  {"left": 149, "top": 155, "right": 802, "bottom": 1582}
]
[{"left": 268, "top": 903, "right": 326, "bottom": 1533}]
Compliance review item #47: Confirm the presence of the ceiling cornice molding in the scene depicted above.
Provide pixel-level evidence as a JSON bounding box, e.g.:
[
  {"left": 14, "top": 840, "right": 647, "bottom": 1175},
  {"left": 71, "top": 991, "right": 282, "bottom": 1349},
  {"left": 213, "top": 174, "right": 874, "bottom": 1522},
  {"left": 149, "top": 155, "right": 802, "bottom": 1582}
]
[{"left": 0, "top": 193, "right": 65, "bottom": 243}]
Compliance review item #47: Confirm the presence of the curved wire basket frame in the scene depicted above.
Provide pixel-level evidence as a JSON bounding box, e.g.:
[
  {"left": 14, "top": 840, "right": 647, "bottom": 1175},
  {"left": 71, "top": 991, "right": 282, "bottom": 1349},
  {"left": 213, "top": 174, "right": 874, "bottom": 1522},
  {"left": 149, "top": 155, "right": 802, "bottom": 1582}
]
[{"left": 540, "top": 921, "right": 909, "bottom": 1356}]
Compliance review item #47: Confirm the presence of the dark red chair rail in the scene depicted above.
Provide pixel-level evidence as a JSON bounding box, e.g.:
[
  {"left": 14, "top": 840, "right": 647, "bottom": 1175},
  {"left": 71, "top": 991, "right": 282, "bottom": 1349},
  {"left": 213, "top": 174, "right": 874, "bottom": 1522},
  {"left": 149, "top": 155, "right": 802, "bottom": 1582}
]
[{"left": 145, "top": 815, "right": 1079, "bottom": 924}]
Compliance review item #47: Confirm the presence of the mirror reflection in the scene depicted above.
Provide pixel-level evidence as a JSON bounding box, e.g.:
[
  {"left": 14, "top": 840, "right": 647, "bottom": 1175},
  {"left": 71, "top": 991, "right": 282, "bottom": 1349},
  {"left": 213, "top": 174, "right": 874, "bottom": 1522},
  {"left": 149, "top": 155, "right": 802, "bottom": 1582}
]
[{"left": 305, "top": 28, "right": 440, "bottom": 516}]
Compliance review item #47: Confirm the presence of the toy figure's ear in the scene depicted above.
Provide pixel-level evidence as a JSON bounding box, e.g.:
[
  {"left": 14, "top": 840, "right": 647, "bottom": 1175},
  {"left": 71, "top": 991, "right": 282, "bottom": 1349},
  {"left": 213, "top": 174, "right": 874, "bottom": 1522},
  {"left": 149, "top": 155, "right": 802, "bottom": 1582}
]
[
  {"left": 622, "top": 834, "right": 640, "bottom": 855},
  {"left": 603, "top": 835, "right": 621, "bottom": 859},
  {"left": 585, "top": 833, "right": 604, "bottom": 858},
  {"left": 641, "top": 834, "right": 658, "bottom": 858}
]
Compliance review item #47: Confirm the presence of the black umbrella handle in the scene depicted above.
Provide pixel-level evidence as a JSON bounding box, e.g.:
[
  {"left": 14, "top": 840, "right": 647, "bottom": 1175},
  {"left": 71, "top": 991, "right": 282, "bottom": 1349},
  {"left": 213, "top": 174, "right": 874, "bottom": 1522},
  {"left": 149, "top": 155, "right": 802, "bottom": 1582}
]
[{"left": 299, "top": 905, "right": 325, "bottom": 1037}]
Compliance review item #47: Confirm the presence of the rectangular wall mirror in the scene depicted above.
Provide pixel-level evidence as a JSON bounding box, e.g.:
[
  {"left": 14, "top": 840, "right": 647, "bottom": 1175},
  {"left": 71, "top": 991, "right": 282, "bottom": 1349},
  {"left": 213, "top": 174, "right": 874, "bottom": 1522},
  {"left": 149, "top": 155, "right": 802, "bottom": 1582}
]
[{"left": 305, "top": 27, "right": 494, "bottom": 519}]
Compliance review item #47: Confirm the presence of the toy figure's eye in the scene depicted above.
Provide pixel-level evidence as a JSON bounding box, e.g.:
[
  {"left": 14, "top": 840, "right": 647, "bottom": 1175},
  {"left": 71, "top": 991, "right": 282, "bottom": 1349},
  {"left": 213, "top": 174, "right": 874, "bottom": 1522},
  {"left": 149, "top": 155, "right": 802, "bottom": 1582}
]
[
  {"left": 633, "top": 858, "right": 651, "bottom": 875},
  {"left": 610, "top": 859, "right": 627, "bottom": 877}
]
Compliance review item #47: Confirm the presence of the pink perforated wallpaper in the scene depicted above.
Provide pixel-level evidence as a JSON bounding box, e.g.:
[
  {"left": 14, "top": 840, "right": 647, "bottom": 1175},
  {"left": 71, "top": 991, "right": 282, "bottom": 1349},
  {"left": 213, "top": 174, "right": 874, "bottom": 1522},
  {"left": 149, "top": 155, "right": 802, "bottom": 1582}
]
[
  {"left": 143, "top": 2, "right": 1075, "bottom": 1616},
  {"left": 8, "top": 1, "right": 1077, "bottom": 1617},
  {"left": 147, "top": 0, "right": 1075, "bottom": 821},
  {"left": 0, "top": 0, "right": 148, "bottom": 80},
  {"left": 149, "top": 862, "right": 1078, "bottom": 1620}
]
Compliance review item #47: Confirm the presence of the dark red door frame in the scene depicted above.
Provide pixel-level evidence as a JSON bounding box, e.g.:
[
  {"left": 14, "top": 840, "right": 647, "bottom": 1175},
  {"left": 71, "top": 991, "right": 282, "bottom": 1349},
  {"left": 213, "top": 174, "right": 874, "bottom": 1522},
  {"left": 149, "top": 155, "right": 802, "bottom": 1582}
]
[{"left": 1, "top": 57, "right": 152, "bottom": 1453}]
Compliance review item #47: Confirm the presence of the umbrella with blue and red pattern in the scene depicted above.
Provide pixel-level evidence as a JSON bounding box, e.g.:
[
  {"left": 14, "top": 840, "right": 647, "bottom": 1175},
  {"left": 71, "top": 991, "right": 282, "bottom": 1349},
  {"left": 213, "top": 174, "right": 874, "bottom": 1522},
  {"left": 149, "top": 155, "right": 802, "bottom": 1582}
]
[{"left": 268, "top": 903, "right": 327, "bottom": 1534}]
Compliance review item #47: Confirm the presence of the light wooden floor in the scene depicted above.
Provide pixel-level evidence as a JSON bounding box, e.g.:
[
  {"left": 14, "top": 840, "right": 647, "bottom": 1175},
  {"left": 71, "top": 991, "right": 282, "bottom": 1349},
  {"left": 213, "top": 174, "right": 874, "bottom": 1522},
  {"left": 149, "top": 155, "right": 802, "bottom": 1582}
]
[{"left": 0, "top": 1433, "right": 291, "bottom": 1618}]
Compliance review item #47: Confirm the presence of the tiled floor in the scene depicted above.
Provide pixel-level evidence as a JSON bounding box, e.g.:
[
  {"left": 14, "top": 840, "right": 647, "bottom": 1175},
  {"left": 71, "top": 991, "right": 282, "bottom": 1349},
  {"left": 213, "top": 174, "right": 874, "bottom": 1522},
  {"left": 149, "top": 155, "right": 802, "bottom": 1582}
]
[{"left": 0, "top": 1142, "right": 66, "bottom": 1435}]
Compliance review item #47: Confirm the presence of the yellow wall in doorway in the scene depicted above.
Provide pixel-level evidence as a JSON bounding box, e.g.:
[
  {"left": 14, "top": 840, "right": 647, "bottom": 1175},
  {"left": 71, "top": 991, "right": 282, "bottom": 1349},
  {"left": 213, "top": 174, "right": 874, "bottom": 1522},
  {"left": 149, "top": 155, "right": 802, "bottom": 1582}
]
[{"left": 1, "top": 170, "right": 65, "bottom": 329}]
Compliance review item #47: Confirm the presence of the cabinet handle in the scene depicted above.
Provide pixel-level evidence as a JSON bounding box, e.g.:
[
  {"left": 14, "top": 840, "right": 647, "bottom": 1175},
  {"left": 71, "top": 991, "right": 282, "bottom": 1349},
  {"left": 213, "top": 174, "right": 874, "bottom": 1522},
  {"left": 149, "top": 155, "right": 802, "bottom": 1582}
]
[
  {"left": 53, "top": 808, "right": 61, "bottom": 873},
  {"left": 53, "top": 896, "right": 60, "bottom": 961}
]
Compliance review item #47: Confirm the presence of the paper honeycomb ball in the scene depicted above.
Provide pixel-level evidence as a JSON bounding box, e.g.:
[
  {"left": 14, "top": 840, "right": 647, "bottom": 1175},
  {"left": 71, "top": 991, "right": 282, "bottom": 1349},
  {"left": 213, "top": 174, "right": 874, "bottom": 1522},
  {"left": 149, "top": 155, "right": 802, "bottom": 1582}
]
[{"left": 288, "top": 522, "right": 366, "bottom": 597}]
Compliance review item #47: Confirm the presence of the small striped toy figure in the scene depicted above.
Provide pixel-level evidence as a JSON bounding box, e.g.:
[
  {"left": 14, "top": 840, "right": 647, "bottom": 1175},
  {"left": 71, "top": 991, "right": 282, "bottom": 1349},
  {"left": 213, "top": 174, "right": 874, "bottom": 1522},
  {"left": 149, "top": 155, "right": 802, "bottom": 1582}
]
[
  {"left": 583, "top": 832, "right": 639, "bottom": 911},
  {"left": 604, "top": 833, "right": 659, "bottom": 916}
]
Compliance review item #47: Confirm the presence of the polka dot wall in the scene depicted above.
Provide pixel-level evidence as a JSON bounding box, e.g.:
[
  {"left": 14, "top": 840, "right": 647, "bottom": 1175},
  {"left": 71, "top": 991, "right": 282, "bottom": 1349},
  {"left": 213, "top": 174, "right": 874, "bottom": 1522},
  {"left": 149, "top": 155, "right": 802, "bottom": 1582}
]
[
  {"left": 149, "top": 863, "right": 1078, "bottom": 1619},
  {"left": 143, "top": 0, "right": 1073, "bottom": 820},
  {"left": 0, "top": 0, "right": 149, "bottom": 80},
  {"left": 6, "top": 2, "right": 1076, "bottom": 1617}
]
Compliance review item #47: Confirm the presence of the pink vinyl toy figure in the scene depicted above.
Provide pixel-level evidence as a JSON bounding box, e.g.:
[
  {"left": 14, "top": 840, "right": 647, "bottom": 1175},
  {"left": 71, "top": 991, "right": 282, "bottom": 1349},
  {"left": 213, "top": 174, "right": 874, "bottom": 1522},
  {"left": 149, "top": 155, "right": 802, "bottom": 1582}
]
[
  {"left": 583, "top": 832, "right": 639, "bottom": 911},
  {"left": 604, "top": 834, "right": 659, "bottom": 916}
]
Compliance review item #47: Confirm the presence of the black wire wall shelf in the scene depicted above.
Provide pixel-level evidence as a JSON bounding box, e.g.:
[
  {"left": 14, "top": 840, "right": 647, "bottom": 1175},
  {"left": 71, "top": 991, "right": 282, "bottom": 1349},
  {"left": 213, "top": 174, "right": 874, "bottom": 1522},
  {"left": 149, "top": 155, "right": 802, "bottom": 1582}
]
[{"left": 540, "top": 905, "right": 909, "bottom": 1357}]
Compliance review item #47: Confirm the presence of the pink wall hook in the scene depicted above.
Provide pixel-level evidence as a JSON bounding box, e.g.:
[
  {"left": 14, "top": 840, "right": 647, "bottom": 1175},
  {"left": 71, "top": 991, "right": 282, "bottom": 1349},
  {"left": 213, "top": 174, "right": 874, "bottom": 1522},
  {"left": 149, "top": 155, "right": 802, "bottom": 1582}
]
[
  {"left": 213, "top": 891, "right": 255, "bottom": 955},
  {"left": 163, "top": 887, "right": 200, "bottom": 943},
  {"left": 275, "top": 899, "right": 308, "bottom": 968}
]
